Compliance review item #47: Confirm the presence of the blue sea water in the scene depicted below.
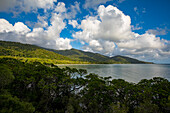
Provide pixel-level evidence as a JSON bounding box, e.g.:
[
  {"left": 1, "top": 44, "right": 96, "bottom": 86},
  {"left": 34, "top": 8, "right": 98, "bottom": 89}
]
[{"left": 58, "top": 64, "right": 170, "bottom": 83}]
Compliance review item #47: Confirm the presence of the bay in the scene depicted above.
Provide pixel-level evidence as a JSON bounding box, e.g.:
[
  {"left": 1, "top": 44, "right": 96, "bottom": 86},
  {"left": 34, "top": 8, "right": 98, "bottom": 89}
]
[{"left": 58, "top": 64, "right": 170, "bottom": 83}]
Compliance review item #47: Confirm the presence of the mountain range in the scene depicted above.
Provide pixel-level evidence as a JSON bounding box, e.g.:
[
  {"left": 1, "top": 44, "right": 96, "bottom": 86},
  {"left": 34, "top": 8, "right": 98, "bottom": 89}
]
[{"left": 0, "top": 41, "right": 152, "bottom": 64}]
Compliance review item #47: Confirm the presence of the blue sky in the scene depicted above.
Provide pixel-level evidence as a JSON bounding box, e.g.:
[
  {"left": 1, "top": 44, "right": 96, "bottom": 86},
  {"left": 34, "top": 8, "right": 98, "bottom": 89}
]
[{"left": 0, "top": 0, "right": 170, "bottom": 63}]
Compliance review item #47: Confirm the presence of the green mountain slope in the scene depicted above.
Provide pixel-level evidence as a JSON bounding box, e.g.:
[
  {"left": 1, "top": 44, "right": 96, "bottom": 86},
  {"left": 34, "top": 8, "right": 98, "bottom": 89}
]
[
  {"left": 54, "top": 49, "right": 152, "bottom": 64},
  {"left": 0, "top": 41, "right": 89, "bottom": 64},
  {"left": 111, "top": 55, "right": 148, "bottom": 64},
  {"left": 0, "top": 40, "right": 152, "bottom": 64},
  {"left": 53, "top": 48, "right": 114, "bottom": 63},
  {"left": 0, "top": 41, "right": 70, "bottom": 60}
]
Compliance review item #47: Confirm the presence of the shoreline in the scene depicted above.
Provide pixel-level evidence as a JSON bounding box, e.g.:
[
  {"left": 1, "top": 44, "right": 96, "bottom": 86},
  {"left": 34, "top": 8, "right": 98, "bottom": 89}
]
[{"left": 56, "top": 63, "right": 155, "bottom": 66}]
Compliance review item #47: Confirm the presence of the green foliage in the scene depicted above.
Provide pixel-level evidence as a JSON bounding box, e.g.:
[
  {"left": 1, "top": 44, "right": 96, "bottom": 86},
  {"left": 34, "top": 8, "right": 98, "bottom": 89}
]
[
  {"left": 0, "top": 91, "right": 35, "bottom": 113},
  {"left": 0, "top": 64, "right": 14, "bottom": 88},
  {"left": 0, "top": 58, "right": 169, "bottom": 113},
  {"left": 134, "top": 100, "right": 159, "bottom": 113}
]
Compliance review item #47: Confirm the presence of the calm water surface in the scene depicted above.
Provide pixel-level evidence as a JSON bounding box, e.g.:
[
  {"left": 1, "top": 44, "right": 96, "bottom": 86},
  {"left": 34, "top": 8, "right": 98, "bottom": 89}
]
[{"left": 58, "top": 64, "right": 170, "bottom": 83}]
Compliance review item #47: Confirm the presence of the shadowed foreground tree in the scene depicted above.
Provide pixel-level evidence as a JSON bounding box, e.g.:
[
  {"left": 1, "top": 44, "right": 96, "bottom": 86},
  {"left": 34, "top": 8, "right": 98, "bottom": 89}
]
[
  {"left": 0, "top": 58, "right": 169, "bottom": 113},
  {"left": 0, "top": 64, "right": 14, "bottom": 89}
]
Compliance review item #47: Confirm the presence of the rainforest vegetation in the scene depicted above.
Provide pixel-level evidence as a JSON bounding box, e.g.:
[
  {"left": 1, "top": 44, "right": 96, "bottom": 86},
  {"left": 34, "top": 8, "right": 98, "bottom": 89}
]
[
  {"left": 0, "top": 58, "right": 169, "bottom": 113},
  {"left": 0, "top": 41, "right": 152, "bottom": 64}
]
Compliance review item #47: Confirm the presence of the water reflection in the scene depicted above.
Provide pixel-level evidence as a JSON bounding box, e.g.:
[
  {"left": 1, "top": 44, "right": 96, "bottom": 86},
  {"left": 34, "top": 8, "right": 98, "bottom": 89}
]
[{"left": 58, "top": 64, "right": 170, "bottom": 83}]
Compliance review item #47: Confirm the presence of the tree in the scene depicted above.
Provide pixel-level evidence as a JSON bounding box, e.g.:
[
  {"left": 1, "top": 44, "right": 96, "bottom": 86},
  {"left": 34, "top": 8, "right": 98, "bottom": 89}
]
[
  {"left": 0, "top": 64, "right": 14, "bottom": 89},
  {"left": 0, "top": 92, "right": 35, "bottom": 113}
]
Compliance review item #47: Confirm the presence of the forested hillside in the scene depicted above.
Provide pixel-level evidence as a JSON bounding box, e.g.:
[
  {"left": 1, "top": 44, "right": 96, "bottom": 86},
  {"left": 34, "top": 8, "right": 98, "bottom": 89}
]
[
  {"left": 54, "top": 48, "right": 152, "bottom": 64},
  {"left": 54, "top": 48, "right": 114, "bottom": 63},
  {"left": 0, "top": 41, "right": 70, "bottom": 60},
  {"left": 0, "top": 41, "right": 89, "bottom": 64},
  {"left": 0, "top": 41, "right": 152, "bottom": 64}
]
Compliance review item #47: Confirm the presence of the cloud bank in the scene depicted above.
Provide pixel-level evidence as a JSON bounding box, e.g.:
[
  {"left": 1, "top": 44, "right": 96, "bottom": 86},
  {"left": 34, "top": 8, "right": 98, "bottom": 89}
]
[
  {"left": 0, "top": 2, "right": 72, "bottom": 50},
  {"left": 73, "top": 5, "right": 169, "bottom": 61},
  {"left": 0, "top": 0, "right": 57, "bottom": 13}
]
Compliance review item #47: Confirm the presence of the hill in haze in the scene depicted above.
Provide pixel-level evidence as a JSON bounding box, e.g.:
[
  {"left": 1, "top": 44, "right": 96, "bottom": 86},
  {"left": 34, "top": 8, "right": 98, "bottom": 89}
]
[{"left": 0, "top": 40, "right": 152, "bottom": 64}]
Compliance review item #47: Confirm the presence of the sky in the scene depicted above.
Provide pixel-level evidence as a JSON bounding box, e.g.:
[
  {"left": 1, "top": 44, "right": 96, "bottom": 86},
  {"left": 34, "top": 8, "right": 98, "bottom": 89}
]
[{"left": 0, "top": 0, "right": 170, "bottom": 63}]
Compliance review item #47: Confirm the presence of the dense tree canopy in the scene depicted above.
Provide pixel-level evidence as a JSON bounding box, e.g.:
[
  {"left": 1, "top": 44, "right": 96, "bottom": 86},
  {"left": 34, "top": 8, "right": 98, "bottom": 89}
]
[{"left": 0, "top": 58, "right": 169, "bottom": 113}]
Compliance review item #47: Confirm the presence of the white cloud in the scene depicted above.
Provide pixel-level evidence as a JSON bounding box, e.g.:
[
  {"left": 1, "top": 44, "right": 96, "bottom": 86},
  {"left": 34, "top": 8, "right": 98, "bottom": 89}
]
[
  {"left": 0, "top": 0, "right": 17, "bottom": 12},
  {"left": 146, "top": 27, "right": 167, "bottom": 35},
  {"left": 47, "top": 13, "right": 66, "bottom": 39},
  {"left": 14, "top": 22, "right": 31, "bottom": 35},
  {"left": 34, "top": 15, "right": 48, "bottom": 28},
  {"left": 97, "top": 5, "right": 133, "bottom": 41},
  {"left": 73, "top": 5, "right": 133, "bottom": 54},
  {"left": 0, "top": 19, "right": 14, "bottom": 33},
  {"left": 73, "top": 16, "right": 100, "bottom": 43},
  {"left": 54, "top": 2, "right": 81, "bottom": 19},
  {"left": 83, "top": 40, "right": 115, "bottom": 55},
  {"left": 0, "top": 2, "right": 72, "bottom": 50},
  {"left": 26, "top": 27, "right": 45, "bottom": 38},
  {"left": 23, "top": 0, "right": 57, "bottom": 12},
  {"left": 117, "top": 33, "right": 166, "bottom": 50},
  {"left": 73, "top": 5, "right": 133, "bottom": 43},
  {"left": 26, "top": 9, "right": 72, "bottom": 50},
  {"left": 0, "top": 19, "right": 30, "bottom": 34},
  {"left": 0, "top": 0, "right": 57, "bottom": 13},
  {"left": 68, "top": 20, "right": 78, "bottom": 28},
  {"left": 84, "top": 0, "right": 112, "bottom": 9},
  {"left": 55, "top": 38, "right": 72, "bottom": 50},
  {"left": 66, "top": 1, "right": 81, "bottom": 19},
  {"left": 131, "top": 24, "right": 142, "bottom": 30},
  {"left": 54, "top": 2, "right": 66, "bottom": 13},
  {"left": 72, "top": 5, "right": 169, "bottom": 62}
]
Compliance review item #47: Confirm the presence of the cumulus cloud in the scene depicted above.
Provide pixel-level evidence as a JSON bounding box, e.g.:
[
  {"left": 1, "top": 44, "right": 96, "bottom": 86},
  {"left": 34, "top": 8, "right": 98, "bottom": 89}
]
[
  {"left": 0, "top": 0, "right": 57, "bottom": 13},
  {"left": 0, "top": 2, "right": 72, "bottom": 50},
  {"left": 54, "top": 1, "right": 80, "bottom": 19},
  {"left": 66, "top": 1, "right": 81, "bottom": 19},
  {"left": 73, "top": 5, "right": 133, "bottom": 43},
  {"left": 0, "top": 0, "right": 17, "bottom": 12},
  {"left": 131, "top": 24, "right": 143, "bottom": 30},
  {"left": 26, "top": 9, "right": 72, "bottom": 50},
  {"left": 146, "top": 27, "right": 167, "bottom": 35},
  {"left": 83, "top": 40, "right": 115, "bottom": 56},
  {"left": 34, "top": 15, "right": 48, "bottom": 28},
  {"left": 97, "top": 5, "right": 133, "bottom": 41},
  {"left": 54, "top": 2, "right": 66, "bottom": 13},
  {"left": 68, "top": 20, "right": 78, "bottom": 28},
  {"left": 73, "top": 5, "right": 169, "bottom": 61},
  {"left": 73, "top": 5, "right": 133, "bottom": 54},
  {"left": 84, "top": 0, "right": 112, "bottom": 9},
  {"left": 117, "top": 33, "right": 166, "bottom": 50},
  {"left": 14, "top": 22, "right": 31, "bottom": 35},
  {"left": 23, "top": 0, "right": 57, "bottom": 12},
  {"left": 0, "top": 19, "right": 14, "bottom": 32},
  {"left": 0, "top": 19, "right": 30, "bottom": 34}
]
